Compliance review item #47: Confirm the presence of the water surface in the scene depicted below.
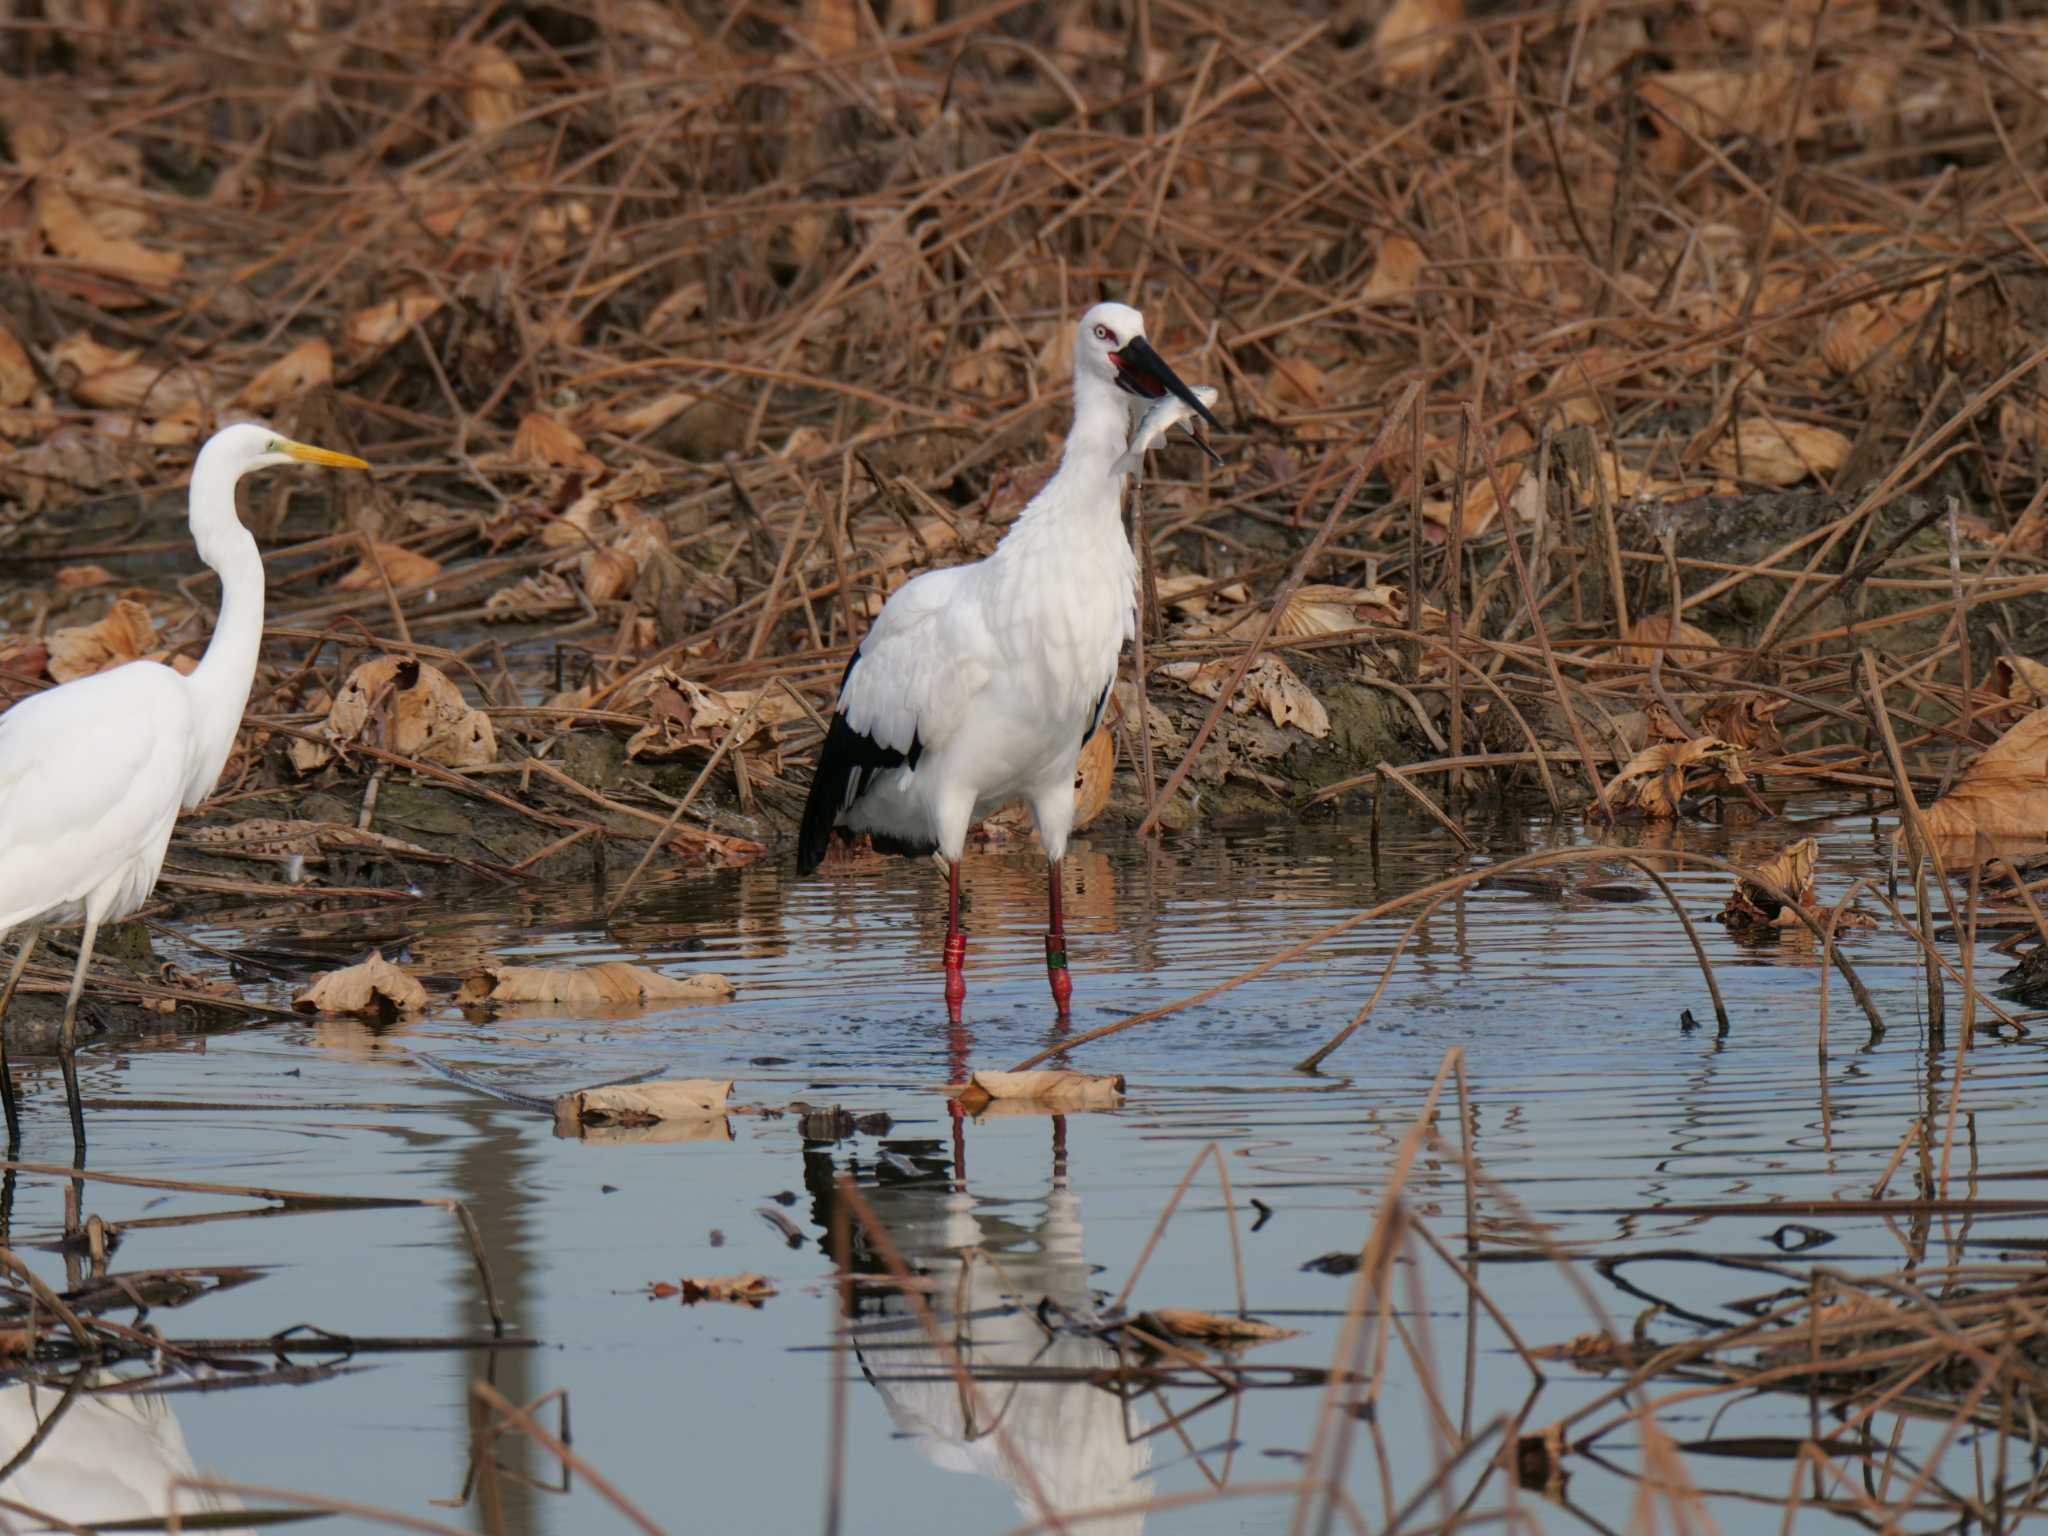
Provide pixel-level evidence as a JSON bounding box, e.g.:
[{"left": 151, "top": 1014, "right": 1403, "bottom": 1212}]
[{"left": 0, "top": 800, "right": 2029, "bottom": 1533}]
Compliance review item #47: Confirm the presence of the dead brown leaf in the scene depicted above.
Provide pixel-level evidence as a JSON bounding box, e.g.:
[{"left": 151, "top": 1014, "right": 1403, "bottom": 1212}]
[
  {"left": 484, "top": 570, "right": 579, "bottom": 621},
  {"left": 514, "top": 411, "right": 602, "bottom": 471},
  {"left": 1707, "top": 418, "right": 1850, "bottom": 487},
  {"left": 556, "top": 1078, "right": 733, "bottom": 1129},
  {"left": 653, "top": 1273, "right": 776, "bottom": 1306},
  {"left": 53, "top": 564, "right": 115, "bottom": 590},
  {"left": 1604, "top": 612, "right": 1727, "bottom": 674},
  {"left": 1073, "top": 723, "right": 1116, "bottom": 829},
  {"left": 1610, "top": 737, "right": 1748, "bottom": 818},
  {"left": 621, "top": 670, "right": 803, "bottom": 761},
  {"left": 1921, "top": 707, "right": 2048, "bottom": 844},
  {"left": 290, "top": 655, "right": 497, "bottom": 772},
  {"left": 1375, "top": 0, "right": 1463, "bottom": 85},
  {"left": 293, "top": 951, "right": 428, "bottom": 1016},
  {"left": 36, "top": 182, "right": 182, "bottom": 283},
  {"left": 345, "top": 291, "right": 443, "bottom": 356},
  {"left": 335, "top": 542, "right": 442, "bottom": 590},
  {"left": 1159, "top": 655, "right": 1330, "bottom": 738},
  {"left": 1275, "top": 584, "right": 1408, "bottom": 639},
  {"left": 1133, "top": 1308, "right": 1300, "bottom": 1346},
  {"left": 46, "top": 598, "right": 157, "bottom": 681},
  {"left": 1362, "top": 233, "right": 1426, "bottom": 301},
  {"left": 955, "top": 1070, "right": 1125, "bottom": 1110},
  {"left": 463, "top": 42, "right": 524, "bottom": 131},
  {"left": 1995, "top": 655, "right": 2048, "bottom": 714},
  {"left": 237, "top": 338, "right": 333, "bottom": 410},
  {"left": 0, "top": 321, "right": 32, "bottom": 407},
  {"left": 1721, "top": 836, "right": 1825, "bottom": 931},
  {"left": 460, "top": 963, "right": 735, "bottom": 1007}
]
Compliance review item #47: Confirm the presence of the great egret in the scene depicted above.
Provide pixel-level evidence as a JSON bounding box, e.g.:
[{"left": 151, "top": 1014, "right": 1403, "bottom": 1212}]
[
  {"left": 796, "top": 302, "right": 1219, "bottom": 1018},
  {"left": 0, "top": 422, "right": 369, "bottom": 1151}
]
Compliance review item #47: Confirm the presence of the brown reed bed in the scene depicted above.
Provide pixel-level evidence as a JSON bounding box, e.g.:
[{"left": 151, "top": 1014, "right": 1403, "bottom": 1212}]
[
  {"left": 4, "top": 3, "right": 2048, "bottom": 1527},
  {"left": 0, "top": 0, "right": 2044, "bottom": 919}
]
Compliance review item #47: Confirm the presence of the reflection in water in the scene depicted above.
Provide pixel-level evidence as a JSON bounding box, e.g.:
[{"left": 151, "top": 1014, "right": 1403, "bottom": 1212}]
[
  {"left": 814, "top": 1120, "right": 1152, "bottom": 1533},
  {"left": 0, "top": 1376, "right": 249, "bottom": 1531}
]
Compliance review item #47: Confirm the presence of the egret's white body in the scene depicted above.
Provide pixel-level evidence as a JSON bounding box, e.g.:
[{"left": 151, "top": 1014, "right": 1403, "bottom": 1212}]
[
  {"left": 0, "top": 422, "right": 368, "bottom": 1148},
  {"left": 799, "top": 301, "right": 1218, "bottom": 1013}
]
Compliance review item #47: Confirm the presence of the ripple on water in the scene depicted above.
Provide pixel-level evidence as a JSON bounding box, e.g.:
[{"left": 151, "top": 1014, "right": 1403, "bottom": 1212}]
[{"left": 0, "top": 800, "right": 2034, "bottom": 1534}]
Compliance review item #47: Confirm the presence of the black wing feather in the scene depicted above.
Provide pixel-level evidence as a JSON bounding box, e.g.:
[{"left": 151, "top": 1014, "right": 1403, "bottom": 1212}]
[
  {"left": 797, "top": 651, "right": 929, "bottom": 874},
  {"left": 1080, "top": 683, "right": 1111, "bottom": 751}
]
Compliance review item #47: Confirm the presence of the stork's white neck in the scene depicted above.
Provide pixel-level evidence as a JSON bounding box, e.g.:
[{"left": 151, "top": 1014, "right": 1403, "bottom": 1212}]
[
  {"left": 1023, "top": 370, "right": 1134, "bottom": 525},
  {"left": 183, "top": 450, "right": 267, "bottom": 802}
]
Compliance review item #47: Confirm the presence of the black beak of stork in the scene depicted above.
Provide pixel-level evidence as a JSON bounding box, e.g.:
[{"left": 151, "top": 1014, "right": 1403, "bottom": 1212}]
[{"left": 1110, "top": 335, "right": 1225, "bottom": 462}]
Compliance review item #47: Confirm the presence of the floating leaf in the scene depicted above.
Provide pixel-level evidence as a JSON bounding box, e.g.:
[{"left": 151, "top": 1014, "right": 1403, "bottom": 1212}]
[
  {"left": 556, "top": 1078, "right": 732, "bottom": 1129},
  {"left": 1132, "top": 1308, "right": 1300, "bottom": 1347},
  {"left": 294, "top": 951, "right": 428, "bottom": 1017},
  {"left": 1721, "top": 837, "right": 1823, "bottom": 931},
  {"left": 954, "top": 1070, "right": 1125, "bottom": 1110},
  {"left": 460, "top": 963, "right": 735, "bottom": 1007},
  {"left": 1610, "top": 737, "right": 1748, "bottom": 818},
  {"left": 651, "top": 1273, "right": 777, "bottom": 1306}
]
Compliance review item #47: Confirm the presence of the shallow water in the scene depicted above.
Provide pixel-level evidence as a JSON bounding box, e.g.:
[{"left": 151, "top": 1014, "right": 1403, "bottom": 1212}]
[{"left": 0, "top": 799, "right": 2037, "bottom": 1533}]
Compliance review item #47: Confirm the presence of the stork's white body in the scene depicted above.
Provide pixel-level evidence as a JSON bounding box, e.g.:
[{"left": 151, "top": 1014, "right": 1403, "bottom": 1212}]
[
  {"left": 797, "top": 300, "right": 1219, "bottom": 1015},
  {"left": 835, "top": 403, "right": 1139, "bottom": 865}
]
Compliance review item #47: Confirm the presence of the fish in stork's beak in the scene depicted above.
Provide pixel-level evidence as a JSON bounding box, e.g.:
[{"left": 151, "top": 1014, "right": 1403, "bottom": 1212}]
[{"left": 1110, "top": 335, "right": 1225, "bottom": 464}]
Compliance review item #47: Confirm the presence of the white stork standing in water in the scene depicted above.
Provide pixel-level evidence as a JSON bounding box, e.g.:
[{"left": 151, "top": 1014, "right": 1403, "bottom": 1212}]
[{"left": 798, "top": 301, "right": 1220, "bottom": 1017}]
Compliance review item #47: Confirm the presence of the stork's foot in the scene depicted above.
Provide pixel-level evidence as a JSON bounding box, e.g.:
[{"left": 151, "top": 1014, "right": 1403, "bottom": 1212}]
[{"left": 1046, "top": 936, "right": 1072, "bottom": 1016}]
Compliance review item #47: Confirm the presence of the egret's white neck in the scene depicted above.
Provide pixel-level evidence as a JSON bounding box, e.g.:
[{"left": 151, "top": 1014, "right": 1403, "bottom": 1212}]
[
  {"left": 1026, "top": 371, "right": 1134, "bottom": 524},
  {"left": 184, "top": 451, "right": 266, "bottom": 795}
]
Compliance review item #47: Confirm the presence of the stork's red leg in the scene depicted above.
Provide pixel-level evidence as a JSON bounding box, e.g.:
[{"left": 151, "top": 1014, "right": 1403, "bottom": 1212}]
[
  {"left": 1045, "top": 856, "right": 1072, "bottom": 1016},
  {"left": 943, "top": 859, "right": 966, "bottom": 1015}
]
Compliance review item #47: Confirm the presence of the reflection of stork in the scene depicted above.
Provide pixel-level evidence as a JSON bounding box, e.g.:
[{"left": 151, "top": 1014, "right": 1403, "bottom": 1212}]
[
  {"left": 0, "top": 1377, "right": 250, "bottom": 1531},
  {"left": 812, "top": 1125, "right": 1153, "bottom": 1534}
]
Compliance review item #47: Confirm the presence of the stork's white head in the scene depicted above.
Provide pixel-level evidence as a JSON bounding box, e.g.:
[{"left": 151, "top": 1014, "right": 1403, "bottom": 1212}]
[
  {"left": 1076, "top": 301, "right": 1149, "bottom": 389},
  {"left": 1072, "top": 300, "right": 1224, "bottom": 442}
]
